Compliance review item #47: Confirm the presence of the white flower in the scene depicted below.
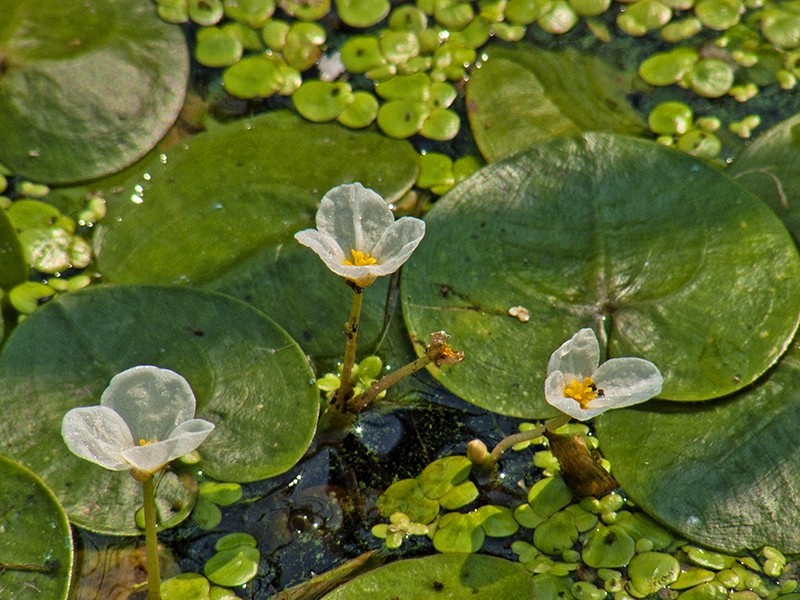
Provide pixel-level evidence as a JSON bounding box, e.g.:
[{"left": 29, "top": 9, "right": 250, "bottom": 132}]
[
  {"left": 294, "top": 183, "right": 426, "bottom": 288},
  {"left": 62, "top": 366, "right": 215, "bottom": 477},
  {"left": 544, "top": 328, "right": 663, "bottom": 421}
]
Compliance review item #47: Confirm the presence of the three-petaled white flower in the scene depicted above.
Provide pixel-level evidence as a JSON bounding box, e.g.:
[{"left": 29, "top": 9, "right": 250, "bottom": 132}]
[
  {"left": 544, "top": 328, "right": 663, "bottom": 421},
  {"left": 62, "top": 365, "right": 215, "bottom": 478},
  {"left": 294, "top": 182, "right": 426, "bottom": 288}
]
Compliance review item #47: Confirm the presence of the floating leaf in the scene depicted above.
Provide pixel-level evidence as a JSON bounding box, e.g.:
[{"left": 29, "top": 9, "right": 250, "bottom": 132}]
[
  {"left": 322, "top": 553, "right": 535, "bottom": 599},
  {"left": 0, "top": 454, "right": 73, "bottom": 600},
  {"left": 205, "top": 545, "right": 260, "bottom": 587},
  {"left": 689, "top": 58, "right": 735, "bottom": 98},
  {"left": 402, "top": 133, "right": 800, "bottom": 416},
  {"left": 729, "top": 113, "right": 800, "bottom": 243},
  {"left": 597, "top": 341, "right": 800, "bottom": 553},
  {"left": 0, "top": 0, "right": 189, "bottom": 184},
  {"left": 466, "top": 45, "right": 644, "bottom": 162},
  {"left": 0, "top": 285, "right": 318, "bottom": 534},
  {"left": 93, "top": 111, "right": 418, "bottom": 358},
  {"left": 336, "top": 0, "right": 391, "bottom": 28}
]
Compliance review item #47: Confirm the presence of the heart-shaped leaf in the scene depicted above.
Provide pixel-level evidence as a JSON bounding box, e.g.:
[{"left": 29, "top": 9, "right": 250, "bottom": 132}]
[
  {"left": 597, "top": 340, "right": 800, "bottom": 553},
  {"left": 466, "top": 45, "right": 645, "bottom": 162},
  {"left": 402, "top": 133, "right": 800, "bottom": 417},
  {"left": 93, "top": 110, "right": 418, "bottom": 358},
  {"left": 0, "top": 285, "right": 318, "bottom": 534},
  {"left": 0, "top": 0, "right": 189, "bottom": 184}
]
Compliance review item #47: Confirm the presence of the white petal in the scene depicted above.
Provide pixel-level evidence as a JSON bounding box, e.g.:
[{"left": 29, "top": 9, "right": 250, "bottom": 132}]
[
  {"left": 370, "top": 216, "right": 426, "bottom": 272},
  {"left": 546, "top": 328, "right": 599, "bottom": 379},
  {"left": 593, "top": 357, "right": 663, "bottom": 409},
  {"left": 62, "top": 406, "right": 134, "bottom": 471},
  {"left": 294, "top": 228, "right": 347, "bottom": 267},
  {"left": 544, "top": 370, "right": 609, "bottom": 421},
  {"left": 315, "top": 183, "right": 395, "bottom": 254},
  {"left": 101, "top": 366, "right": 197, "bottom": 443},
  {"left": 121, "top": 418, "right": 215, "bottom": 474}
]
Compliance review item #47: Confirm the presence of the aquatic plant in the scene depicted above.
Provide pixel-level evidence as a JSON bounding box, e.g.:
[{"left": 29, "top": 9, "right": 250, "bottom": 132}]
[{"left": 62, "top": 366, "right": 215, "bottom": 600}]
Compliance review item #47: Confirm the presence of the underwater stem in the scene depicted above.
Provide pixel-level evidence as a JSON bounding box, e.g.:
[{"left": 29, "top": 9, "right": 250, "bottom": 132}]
[
  {"left": 336, "top": 286, "right": 364, "bottom": 410},
  {"left": 142, "top": 475, "right": 161, "bottom": 600}
]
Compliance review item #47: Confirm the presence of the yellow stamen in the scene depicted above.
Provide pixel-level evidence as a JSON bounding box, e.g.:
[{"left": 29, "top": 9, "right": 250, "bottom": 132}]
[
  {"left": 563, "top": 377, "right": 598, "bottom": 409},
  {"left": 138, "top": 438, "right": 156, "bottom": 446},
  {"left": 343, "top": 249, "right": 377, "bottom": 266}
]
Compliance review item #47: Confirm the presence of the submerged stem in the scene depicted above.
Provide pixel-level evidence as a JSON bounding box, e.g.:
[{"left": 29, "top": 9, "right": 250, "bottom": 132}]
[
  {"left": 335, "top": 286, "right": 364, "bottom": 410},
  {"left": 142, "top": 476, "right": 161, "bottom": 600}
]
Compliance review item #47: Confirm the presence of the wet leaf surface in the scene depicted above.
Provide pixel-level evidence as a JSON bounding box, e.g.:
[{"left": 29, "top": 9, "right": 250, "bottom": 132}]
[
  {"left": 402, "top": 133, "right": 800, "bottom": 416},
  {"left": 598, "top": 340, "right": 800, "bottom": 554},
  {"left": 0, "top": 454, "right": 73, "bottom": 600},
  {"left": 0, "top": 0, "right": 188, "bottom": 184},
  {"left": 466, "top": 45, "right": 645, "bottom": 162},
  {"left": 0, "top": 285, "right": 318, "bottom": 534}
]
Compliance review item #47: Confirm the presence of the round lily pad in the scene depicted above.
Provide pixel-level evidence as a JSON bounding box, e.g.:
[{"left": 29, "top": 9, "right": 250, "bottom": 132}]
[
  {"left": 402, "top": 133, "right": 800, "bottom": 417},
  {"left": 0, "top": 454, "right": 73, "bottom": 600},
  {"left": 0, "top": 284, "right": 319, "bottom": 534},
  {"left": 92, "top": 110, "right": 418, "bottom": 358},
  {"left": 222, "top": 54, "right": 283, "bottom": 98},
  {"left": 0, "top": 0, "right": 189, "bottom": 184},
  {"left": 376, "top": 100, "right": 429, "bottom": 138},
  {"left": 336, "top": 0, "right": 391, "bottom": 28},
  {"left": 638, "top": 48, "right": 699, "bottom": 87},
  {"left": 204, "top": 545, "right": 260, "bottom": 587},
  {"left": 466, "top": 45, "right": 645, "bottom": 162},
  {"left": 689, "top": 58, "right": 735, "bottom": 98},
  {"left": 597, "top": 340, "right": 800, "bottom": 553},
  {"left": 322, "top": 553, "right": 535, "bottom": 599},
  {"left": 337, "top": 91, "right": 380, "bottom": 128},
  {"left": 293, "top": 81, "right": 354, "bottom": 122}
]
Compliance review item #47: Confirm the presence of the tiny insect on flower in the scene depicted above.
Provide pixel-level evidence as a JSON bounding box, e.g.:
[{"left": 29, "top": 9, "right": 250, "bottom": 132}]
[{"left": 544, "top": 328, "right": 663, "bottom": 421}]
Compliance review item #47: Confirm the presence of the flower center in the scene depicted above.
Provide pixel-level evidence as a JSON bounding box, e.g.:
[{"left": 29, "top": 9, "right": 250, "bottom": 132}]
[
  {"left": 343, "top": 249, "right": 377, "bottom": 266},
  {"left": 563, "top": 377, "right": 600, "bottom": 409},
  {"left": 138, "top": 438, "right": 157, "bottom": 446}
]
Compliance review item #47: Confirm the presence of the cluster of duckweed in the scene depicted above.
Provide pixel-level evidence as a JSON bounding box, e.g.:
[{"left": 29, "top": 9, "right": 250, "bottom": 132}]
[
  {"left": 160, "top": 533, "right": 259, "bottom": 599},
  {"left": 153, "top": 461, "right": 259, "bottom": 599},
  {"left": 317, "top": 355, "right": 388, "bottom": 403},
  {"left": 154, "top": 0, "right": 800, "bottom": 170},
  {"left": 372, "top": 454, "right": 520, "bottom": 552},
  {"left": 0, "top": 178, "right": 101, "bottom": 320},
  {"left": 371, "top": 424, "right": 800, "bottom": 599}
]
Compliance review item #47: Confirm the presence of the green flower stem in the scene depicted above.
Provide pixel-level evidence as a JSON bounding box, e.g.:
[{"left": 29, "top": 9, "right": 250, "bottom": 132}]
[
  {"left": 349, "top": 353, "right": 432, "bottom": 412},
  {"left": 142, "top": 475, "right": 161, "bottom": 600},
  {"left": 335, "top": 286, "right": 364, "bottom": 410},
  {"left": 348, "top": 330, "right": 464, "bottom": 413},
  {"left": 482, "top": 413, "right": 572, "bottom": 466}
]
